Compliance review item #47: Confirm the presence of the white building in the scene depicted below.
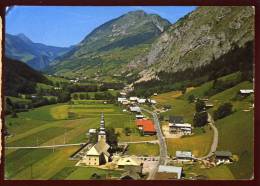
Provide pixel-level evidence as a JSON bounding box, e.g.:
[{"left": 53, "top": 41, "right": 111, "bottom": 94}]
[
  {"left": 129, "top": 97, "right": 139, "bottom": 101},
  {"left": 137, "top": 98, "right": 146, "bottom": 104},
  {"left": 129, "top": 106, "right": 141, "bottom": 113},
  {"left": 176, "top": 151, "right": 193, "bottom": 161},
  {"left": 157, "top": 165, "right": 183, "bottom": 179}
]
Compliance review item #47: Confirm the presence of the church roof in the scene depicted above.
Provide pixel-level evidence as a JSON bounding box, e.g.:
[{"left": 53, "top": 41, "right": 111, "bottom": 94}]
[{"left": 87, "top": 140, "right": 110, "bottom": 157}]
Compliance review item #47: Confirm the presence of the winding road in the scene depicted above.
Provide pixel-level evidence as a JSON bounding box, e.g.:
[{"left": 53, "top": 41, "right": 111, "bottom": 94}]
[{"left": 198, "top": 113, "right": 219, "bottom": 160}]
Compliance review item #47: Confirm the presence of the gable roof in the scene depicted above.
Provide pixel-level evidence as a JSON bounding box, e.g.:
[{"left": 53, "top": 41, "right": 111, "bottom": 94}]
[
  {"left": 169, "top": 116, "right": 184, "bottom": 123},
  {"left": 120, "top": 170, "right": 141, "bottom": 180},
  {"left": 87, "top": 140, "right": 110, "bottom": 156},
  {"left": 118, "top": 156, "right": 142, "bottom": 166},
  {"left": 215, "top": 151, "right": 232, "bottom": 157},
  {"left": 136, "top": 119, "right": 156, "bottom": 133}
]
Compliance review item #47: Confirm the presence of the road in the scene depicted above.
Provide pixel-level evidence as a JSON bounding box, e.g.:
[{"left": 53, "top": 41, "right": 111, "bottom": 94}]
[
  {"left": 198, "top": 113, "right": 219, "bottom": 160},
  {"left": 5, "top": 143, "right": 86, "bottom": 149},
  {"left": 141, "top": 107, "right": 168, "bottom": 180},
  {"left": 119, "top": 140, "right": 159, "bottom": 145}
]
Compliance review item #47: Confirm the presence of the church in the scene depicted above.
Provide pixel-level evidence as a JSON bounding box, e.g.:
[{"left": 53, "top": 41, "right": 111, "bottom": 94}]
[{"left": 82, "top": 113, "right": 111, "bottom": 166}]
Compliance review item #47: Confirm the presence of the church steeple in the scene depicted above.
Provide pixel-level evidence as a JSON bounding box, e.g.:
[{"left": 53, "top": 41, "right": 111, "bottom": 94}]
[{"left": 98, "top": 113, "right": 106, "bottom": 141}]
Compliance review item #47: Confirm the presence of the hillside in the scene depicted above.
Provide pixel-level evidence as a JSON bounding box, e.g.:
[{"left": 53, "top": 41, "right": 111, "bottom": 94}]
[
  {"left": 47, "top": 10, "right": 171, "bottom": 80},
  {"left": 135, "top": 6, "right": 254, "bottom": 82},
  {"left": 4, "top": 57, "right": 51, "bottom": 96},
  {"left": 5, "top": 33, "right": 71, "bottom": 70}
]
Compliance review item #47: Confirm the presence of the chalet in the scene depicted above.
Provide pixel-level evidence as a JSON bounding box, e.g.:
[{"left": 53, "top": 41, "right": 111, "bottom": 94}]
[
  {"left": 175, "top": 151, "right": 193, "bottom": 161},
  {"left": 82, "top": 113, "right": 110, "bottom": 166},
  {"left": 130, "top": 106, "right": 141, "bottom": 113},
  {"left": 169, "top": 116, "right": 192, "bottom": 135},
  {"left": 136, "top": 114, "right": 144, "bottom": 119},
  {"left": 117, "top": 156, "right": 143, "bottom": 174},
  {"left": 118, "top": 97, "right": 127, "bottom": 103},
  {"left": 214, "top": 151, "right": 233, "bottom": 164},
  {"left": 156, "top": 165, "right": 183, "bottom": 180},
  {"left": 205, "top": 101, "right": 214, "bottom": 108},
  {"left": 240, "top": 89, "right": 254, "bottom": 95},
  {"left": 130, "top": 97, "right": 139, "bottom": 101},
  {"left": 137, "top": 98, "right": 146, "bottom": 104},
  {"left": 120, "top": 170, "right": 141, "bottom": 180},
  {"left": 88, "top": 128, "right": 97, "bottom": 135},
  {"left": 136, "top": 119, "right": 156, "bottom": 135}
]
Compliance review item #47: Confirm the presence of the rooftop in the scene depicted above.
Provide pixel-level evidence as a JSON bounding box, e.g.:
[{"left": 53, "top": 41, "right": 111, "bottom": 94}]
[
  {"left": 158, "top": 165, "right": 182, "bottom": 179},
  {"left": 176, "top": 151, "right": 192, "bottom": 158},
  {"left": 136, "top": 119, "right": 156, "bottom": 132},
  {"left": 215, "top": 151, "right": 232, "bottom": 157}
]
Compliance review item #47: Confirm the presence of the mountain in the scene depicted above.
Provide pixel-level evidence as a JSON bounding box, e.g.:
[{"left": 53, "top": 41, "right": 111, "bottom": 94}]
[
  {"left": 4, "top": 57, "right": 51, "bottom": 96},
  {"left": 134, "top": 6, "right": 254, "bottom": 82},
  {"left": 47, "top": 10, "right": 171, "bottom": 79},
  {"left": 5, "top": 33, "right": 72, "bottom": 70}
]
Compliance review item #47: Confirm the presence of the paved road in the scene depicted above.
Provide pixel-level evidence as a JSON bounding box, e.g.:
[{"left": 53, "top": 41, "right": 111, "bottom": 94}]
[
  {"left": 141, "top": 107, "right": 168, "bottom": 180},
  {"left": 198, "top": 113, "right": 219, "bottom": 160},
  {"left": 5, "top": 143, "right": 86, "bottom": 149},
  {"left": 119, "top": 140, "right": 159, "bottom": 145}
]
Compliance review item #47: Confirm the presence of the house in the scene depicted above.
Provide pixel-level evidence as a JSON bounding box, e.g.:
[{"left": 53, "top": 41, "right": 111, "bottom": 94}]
[
  {"left": 175, "top": 151, "right": 193, "bottom": 161},
  {"left": 240, "top": 89, "right": 254, "bottom": 94},
  {"left": 136, "top": 114, "right": 144, "bottom": 119},
  {"left": 137, "top": 98, "right": 146, "bottom": 104},
  {"left": 169, "top": 116, "right": 192, "bottom": 135},
  {"left": 122, "top": 100, "right": 130, "bottom": 105},
  {"left": 153, "top": 93, "right": 158, "bottom": 96},
  {"left": 155, "top": 165, "right": 183, "bottom": 180},
  {"left": 117, "top": 156, "right": 143, "bottom": 174},
  {"left": 118, "top": 97, "right": 127, "bottom": 103},
  {"left": 129, "top": 106, "right": 141, "bottom": 113},
  {"left": 205, "top": 102, "right": 214, "bottom": 108},
  {"left": 88, "top": 128, "right": 97, "bottom": 135},
  {"left": 129, "top": 97, "right": 139, "bottom": 101},
  {"left": 82, "top": 113, "right": 110, "bottom": 166},
  {"left": 214, "top": 151, "right": 233, "bottom": 164},
  {"left": 136, "top": 119, "right": 156, "bottom": 135},
  {"left": 147, "top": 99, "right": 157, "bottom": 104},
  {"left": 120, "top": 170, "right": 141, "bottom": 180},
  {"left": 120, "top": 92, "right": 127, "bottom": 97}
]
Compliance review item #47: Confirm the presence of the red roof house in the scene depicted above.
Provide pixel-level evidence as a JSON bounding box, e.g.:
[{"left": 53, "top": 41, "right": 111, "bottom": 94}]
[{"left": 136, "top": 119, "right": 156, "bottom": 135}]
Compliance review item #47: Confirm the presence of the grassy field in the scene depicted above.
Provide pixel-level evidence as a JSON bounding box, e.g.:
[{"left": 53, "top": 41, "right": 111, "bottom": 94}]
[
  {"left": 153, "top": 73, "right": 254, "bottom": 179},
  {"left": 215, "top": 110, "right": 253, "bottom": 179},
  {"left": 166, "top": 125, "right": 213, "bottom": 157},
  {"left": 152, "top": 91, "right": 195, "bottom": 123},
  {"left": 5, "top": 100, "right": 156, "bottom": 179},
  {"left": 125, "top": 143, "right": 159, "bottom": 156}
]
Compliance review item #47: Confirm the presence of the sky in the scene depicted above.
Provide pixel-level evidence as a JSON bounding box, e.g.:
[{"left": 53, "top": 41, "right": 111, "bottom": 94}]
[{"left": 6, "top": 6, "right": 196, "bottom": 47}]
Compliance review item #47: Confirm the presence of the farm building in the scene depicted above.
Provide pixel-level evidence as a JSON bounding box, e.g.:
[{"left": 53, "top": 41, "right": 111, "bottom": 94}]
[
  {"left": 82, "top": 113, "right": 110, "bottom": 166},
  {"left": 130, "top": 97, "right": 139, "bottom": 101},
  {"left": 205, "top": 101, "right": 214, "bottom": 108},
  {"left": 136, "top": 114, "right": 144, "bottom": 119},
  {"left": 117, "top": 156, "right": 143, "bottom": 174},
  {"left": 118, "top": 97, "right": 127, "bottom": 103},
  {"left": 214, "top": 151, "right": 233, "bottom": 164},
  {"left": 120, "top": 170, "right": 141, "bottom": 180},
  {"left": 136, "top": 119, "right": 156, "bottom": 135},
  {"left": 130, "top": 106, "right": 141, "bottom": 113},
  {"left": 240, "top": 89, "right": 254, "bottom": 94},
  {"left": 88, "top": 128, "right": 97, "bottom": 135},
  {"left": 155, "top": 165, "right": 183, "bottom": 180},
  {"left": 137, "top": 98, "right": 146, "bottom": 104},
  {"left": 169, "top": 116, "right": 192, "bottom": 135},
  {"left": 175, "top": 151, "right": 193, "bottom": 161}
]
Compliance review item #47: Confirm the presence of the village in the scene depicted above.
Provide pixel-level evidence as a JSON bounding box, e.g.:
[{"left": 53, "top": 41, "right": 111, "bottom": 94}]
[{"left": 61, "top": 87, "right": 254, "bottom": 180}]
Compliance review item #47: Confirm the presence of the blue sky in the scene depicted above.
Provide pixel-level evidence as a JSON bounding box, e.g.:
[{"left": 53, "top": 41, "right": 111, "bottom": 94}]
[{"left": 6, "top": 6, "right": 196, "bottom": 47}]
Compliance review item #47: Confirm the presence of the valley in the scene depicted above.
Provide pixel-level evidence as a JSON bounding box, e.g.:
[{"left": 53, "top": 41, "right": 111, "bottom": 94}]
[{"left": 3, "top": 6, "right": 254, "bottom": 180}]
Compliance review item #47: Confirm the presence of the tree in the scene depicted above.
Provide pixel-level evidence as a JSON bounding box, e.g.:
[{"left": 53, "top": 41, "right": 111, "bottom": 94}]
[
  {"left": 195, "top": 99, "right": 205, "bottom": 112},
  {"left": 106, "top": 127, "right": 119, "bottom": 152},
  {"left": 73, "top": 94, "right": 79, "bottom": 100},
  {"left": 193, "top": 111, "right": 208, "bottom": 127},
  {"left": 124, "top": 127, "right": 131, "bottom": 136},
  {"left": 213, "top": 102, "right": 233, "bottom": 120},
  {"left": 188, "top": 94, "right": 195, "bottom": 103},
  {"left": 79, "top": 93, "right": 85, "bottom": 100},
  {"left": 11, "top": 111, "right": 18, "bottom": 118}
]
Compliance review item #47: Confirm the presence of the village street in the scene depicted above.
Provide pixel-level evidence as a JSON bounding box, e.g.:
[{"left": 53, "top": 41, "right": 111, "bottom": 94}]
[{"left": 141, "top": 107, "right": 168, "bottom": 180}]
